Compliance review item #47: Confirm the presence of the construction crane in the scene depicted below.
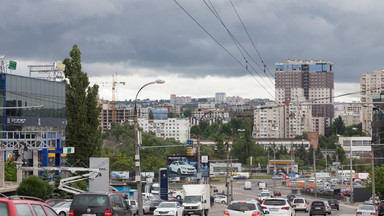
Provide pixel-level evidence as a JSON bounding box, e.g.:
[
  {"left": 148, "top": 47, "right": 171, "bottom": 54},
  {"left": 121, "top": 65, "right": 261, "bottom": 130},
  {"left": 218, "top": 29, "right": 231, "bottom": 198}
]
[{"left": 101, "top": 74, "right": 126, "bottom": 123}]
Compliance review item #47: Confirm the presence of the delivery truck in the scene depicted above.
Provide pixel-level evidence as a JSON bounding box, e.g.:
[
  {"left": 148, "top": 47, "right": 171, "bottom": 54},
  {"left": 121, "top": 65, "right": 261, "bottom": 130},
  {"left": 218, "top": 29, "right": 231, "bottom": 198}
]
[{"left": 182, "top": 184, "right": 210, "bottom": 216}]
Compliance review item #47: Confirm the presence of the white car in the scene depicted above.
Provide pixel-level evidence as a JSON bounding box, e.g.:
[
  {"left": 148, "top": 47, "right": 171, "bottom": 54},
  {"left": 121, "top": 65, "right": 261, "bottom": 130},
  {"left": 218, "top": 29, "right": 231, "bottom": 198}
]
[
  {"left": 171, "top": 190, "right": 184, "bottom": 200},
  {"left": 169, "top": 161, "right": 196, "bottom": 175},
  {"left": 261, "top": 198, "right": 295, "bottom": 216},
  {"left": 214, "top": 194, "right": 227, "bottom": 204},
  {"left": 224, "top": 200, "right": 265, "bottom": 216},
  {"left": 154, "top": 201, "right": 184, "bottom": 216},
  {"left": 324, "top": 201, "right": 332, "bottom": 214},
  {"left": 356, "top": 204, "right": 376, "bottom": 216},
  {"left": 127, "top": 200, "right": 138, "bottom": 216},
  {"left": 292, "top": 197, "right": 309, "bottom": 212},
  {"left": 52, "top": 201, "right": 71, "bottom": 216},
  {"left": 258, "top": 191, "right": 273, "bottom": 203}
]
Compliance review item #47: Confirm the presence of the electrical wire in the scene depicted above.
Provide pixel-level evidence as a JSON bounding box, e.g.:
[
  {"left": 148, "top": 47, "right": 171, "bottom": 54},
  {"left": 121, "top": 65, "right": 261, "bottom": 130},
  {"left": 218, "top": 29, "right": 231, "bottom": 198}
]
[{"left": 173, "top": 0, "right": 276, "bottom": 100}]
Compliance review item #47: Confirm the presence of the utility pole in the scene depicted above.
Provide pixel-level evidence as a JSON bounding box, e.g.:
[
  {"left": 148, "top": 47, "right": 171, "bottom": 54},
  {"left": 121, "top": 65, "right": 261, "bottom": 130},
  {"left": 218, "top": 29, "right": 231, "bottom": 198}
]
[
  {"left": 314, "top": 149, "right": 317, "bottom": 198},
  {"left": 350, "top": 140, "right": 354, "bottom": 202},
  {"left": 290, "top": 139, "right": 294, "bottom": 194}
]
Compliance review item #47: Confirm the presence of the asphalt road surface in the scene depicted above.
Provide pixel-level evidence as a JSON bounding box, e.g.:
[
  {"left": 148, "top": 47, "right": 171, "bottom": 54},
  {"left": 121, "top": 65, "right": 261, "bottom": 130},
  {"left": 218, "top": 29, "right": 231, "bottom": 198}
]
[{"left": 209, "top": 178, "right": 358, "bottom": 216}]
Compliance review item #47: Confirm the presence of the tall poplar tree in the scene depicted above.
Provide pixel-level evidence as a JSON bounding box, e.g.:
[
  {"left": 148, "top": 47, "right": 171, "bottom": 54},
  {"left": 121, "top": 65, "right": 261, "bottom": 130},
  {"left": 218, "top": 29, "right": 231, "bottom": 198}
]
[{"left": 63, "top": 45, "right": 102, "bottom": 165}]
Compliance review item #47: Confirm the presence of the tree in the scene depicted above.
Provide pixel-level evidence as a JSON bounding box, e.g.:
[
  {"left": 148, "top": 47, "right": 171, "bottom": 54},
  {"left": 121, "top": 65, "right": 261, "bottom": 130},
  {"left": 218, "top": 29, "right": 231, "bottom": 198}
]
[
  {"left": 366, "top": 164, "right": 384, "bottom": 200},
  {"left": 16, "top": 175, "right": 53, "bottom": 199},
  {"left": 5, "top": 163, "right": 17, "bottom": 181},
  {"left": 63, "top": 45, "right": 102, "bottom": 165}
]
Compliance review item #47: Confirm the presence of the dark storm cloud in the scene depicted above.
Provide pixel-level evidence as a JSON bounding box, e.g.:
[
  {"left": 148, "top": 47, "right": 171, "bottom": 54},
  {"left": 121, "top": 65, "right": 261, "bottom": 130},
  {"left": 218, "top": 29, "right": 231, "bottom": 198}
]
[{"left": 1, "top": 0, "right": 383, "bottom": 82}]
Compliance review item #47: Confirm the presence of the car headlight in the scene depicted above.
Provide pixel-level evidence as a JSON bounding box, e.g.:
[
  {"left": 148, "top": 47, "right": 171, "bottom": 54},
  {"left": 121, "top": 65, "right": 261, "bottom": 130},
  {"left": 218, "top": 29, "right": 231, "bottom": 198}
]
[{"left": 169, "top": 210, "right": 175, "bottom": 214}]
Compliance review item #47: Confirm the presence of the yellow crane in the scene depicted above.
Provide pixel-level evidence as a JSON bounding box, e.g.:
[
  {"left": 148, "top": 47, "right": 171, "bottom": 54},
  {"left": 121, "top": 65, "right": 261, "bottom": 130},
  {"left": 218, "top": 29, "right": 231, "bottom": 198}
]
[{"left": 101, "top": 74, "right": 126, "bottom": 123}]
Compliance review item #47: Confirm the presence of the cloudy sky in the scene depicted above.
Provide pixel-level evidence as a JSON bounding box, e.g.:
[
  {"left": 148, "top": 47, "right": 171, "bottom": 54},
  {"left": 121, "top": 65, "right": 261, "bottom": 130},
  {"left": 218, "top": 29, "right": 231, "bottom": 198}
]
[{"left": 1, "top": 0, "right": 383, "bottom": 102}]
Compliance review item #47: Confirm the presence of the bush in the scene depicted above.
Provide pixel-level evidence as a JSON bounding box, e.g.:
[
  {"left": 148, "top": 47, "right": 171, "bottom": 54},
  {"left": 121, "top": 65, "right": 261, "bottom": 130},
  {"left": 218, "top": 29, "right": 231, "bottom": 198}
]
[
  {"left": 16, "top": 175, "right": 53, "bottom": 199},
  {"left": 5, "top": 163, "right": 17, "bottom": 181}
]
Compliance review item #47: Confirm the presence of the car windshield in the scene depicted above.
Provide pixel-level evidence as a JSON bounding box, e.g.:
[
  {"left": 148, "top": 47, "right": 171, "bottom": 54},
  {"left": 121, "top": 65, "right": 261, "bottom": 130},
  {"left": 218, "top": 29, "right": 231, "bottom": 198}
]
[
  {"left": 260, "top": 193, "right": 270, "bottom": 197},
  {"left": 178, "top": 161, "right": 188, "bottom": 165},
  {"left": 73, "top": 195, "right": 108, "bottom": 207},
  {"left": 158, "top": 203, "right": 176, "bottom": 208},
  {"left": 294, "top": 199, "right": 304, "bottom": 203},
  {"left": 359, "top": 205, "right": 375, "bottom": 210},
  {"left": 184, "top": 196, "right": 201, "bottom": 203},
  {"left": 228, "top": 202, "right": 256, "bottom": 211},
  {"left": 328, "top": 200, "right": 337, "bottom": 204},
  {"left": 263, "top": 200, "right": 286, "bottom": 206}
]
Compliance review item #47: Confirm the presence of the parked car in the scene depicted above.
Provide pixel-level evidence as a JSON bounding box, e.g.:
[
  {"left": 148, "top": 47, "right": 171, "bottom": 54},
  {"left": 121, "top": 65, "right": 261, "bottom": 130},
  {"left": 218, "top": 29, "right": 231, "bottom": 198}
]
[
  {"left": 273, "top": 190, "right": 282, "bottom": 196},
  {"left": 143, "top": 199, "right": 163, "bottom": 214},
  {"left": 1, "top": 195, "right": 58, "bottom": 216},
  {"left": 310, "top": 200, "right": 326, "bottom": 216},
  {"left": 324, "top": 201, "right": 331, "bottom": 214},
  {"left": 328, "top": 199, "right": 339, "bottom": 211},
  {"left": 45, "top": 198, "right": 71, "bottom": 207},
  {"left": 214, "top": 195, "right": 227, "bottom": 204},
  {"left": 70, "top": 192, "right": 132, "bottom": 216},
  {"left": 261, "top": 198, "right": 295, "bottom": 216},
  {"left": 53, "top": 201, "right": 71, "bottom": 216},
  {"left": 356, "top": 204, "right": 376, "bottom": 216},
  {"left": 169, "top": 161, "right": 196, "bottom": 175},
  {"left": 378, "top": 200, "right": 384, "bottom": 216},
  {"left": 153, "top": 201, "right": 183, "bottom": 216},
  {"left": 127, "top": 200, "right": 138, "bottom": 216},
  {"left": 224, "top": 199, "right": 265, "bottom": 216},
  {"left": 293, "top": 197, "right": 309, "bottom": 212}
]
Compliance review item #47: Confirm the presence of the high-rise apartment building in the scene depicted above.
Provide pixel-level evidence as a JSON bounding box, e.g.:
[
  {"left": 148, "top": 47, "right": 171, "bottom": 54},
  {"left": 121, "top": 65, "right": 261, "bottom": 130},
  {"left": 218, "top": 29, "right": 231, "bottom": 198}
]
[
  {"left": 215, "top": 92, "right": 226, "bottom": 104},
  {"left": 254, "top": 60, "right": 334, "bottom": 138},
  {"left": 360, "top": 70, "right": 384, "bottom": 134}
]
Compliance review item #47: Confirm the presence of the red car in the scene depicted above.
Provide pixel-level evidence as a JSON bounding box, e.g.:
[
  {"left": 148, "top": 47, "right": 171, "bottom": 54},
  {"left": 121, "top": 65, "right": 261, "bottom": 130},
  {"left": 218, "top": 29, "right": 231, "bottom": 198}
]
[
  {"left": 0, "top": 195, "right": 58, "bottom": 215},
  {"left": 273, "top": 190, "right": 282, "bottom": 196}
]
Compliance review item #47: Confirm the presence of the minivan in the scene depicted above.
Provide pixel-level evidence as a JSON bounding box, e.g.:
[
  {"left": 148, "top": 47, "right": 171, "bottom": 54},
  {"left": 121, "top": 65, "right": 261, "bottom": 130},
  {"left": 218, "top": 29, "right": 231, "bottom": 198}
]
[{"left": 70, "top": 192, "right": 132, "bottom": 216}]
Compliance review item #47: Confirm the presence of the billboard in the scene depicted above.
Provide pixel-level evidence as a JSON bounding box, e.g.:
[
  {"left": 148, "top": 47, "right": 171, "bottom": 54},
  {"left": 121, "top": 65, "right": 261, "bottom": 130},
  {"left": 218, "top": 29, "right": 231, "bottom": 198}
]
[
  {"left": 167, "top": 155, "right": 209, "bottom": 179},
  {"left": 111, "top": 171, "right": 130, "bottom": 180}
]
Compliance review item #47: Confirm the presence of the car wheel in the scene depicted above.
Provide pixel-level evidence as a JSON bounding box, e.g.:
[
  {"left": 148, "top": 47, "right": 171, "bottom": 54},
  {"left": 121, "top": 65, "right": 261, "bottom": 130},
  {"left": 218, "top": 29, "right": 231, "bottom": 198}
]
[
  {"left": 177, "top": 169, "right": 181, "bottom": 175},
  {"left": 176, "top": 195, "right": 182, "bottom": 200},
  {"left": 59, "top": 212, "right": 66, "bottom": 216},
  {"left": 337, "top": 207, "right": 339, "bottom": 211},
  {"left": 176, "top": 212, "right": 178, "bottom": 216},
  {"left": 222, "top": 201, "right": 225, "bottom": 204}
]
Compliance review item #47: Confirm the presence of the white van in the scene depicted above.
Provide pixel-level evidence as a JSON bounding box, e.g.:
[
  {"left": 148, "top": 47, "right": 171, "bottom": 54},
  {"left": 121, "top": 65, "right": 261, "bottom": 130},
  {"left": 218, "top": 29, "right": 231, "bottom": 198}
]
[
  {"left": 151, "top": 183, "right": 159, "bottom": 195},
  {"left": 244, "top": 181, "right": 252, "bottom": 190}
]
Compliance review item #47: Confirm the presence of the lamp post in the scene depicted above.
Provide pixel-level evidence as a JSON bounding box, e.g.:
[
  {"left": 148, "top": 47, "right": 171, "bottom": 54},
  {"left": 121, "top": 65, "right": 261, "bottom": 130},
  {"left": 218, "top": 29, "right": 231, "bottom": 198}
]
[{"left": 134, "top": 80, "right": 165, "bottom": 216}]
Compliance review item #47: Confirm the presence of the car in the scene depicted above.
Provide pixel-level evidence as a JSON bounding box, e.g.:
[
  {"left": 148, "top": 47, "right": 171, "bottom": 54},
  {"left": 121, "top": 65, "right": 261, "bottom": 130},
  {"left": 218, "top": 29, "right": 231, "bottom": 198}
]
[
  {"left": 45, "top": 198, "right": 71, "bottom": 207},
  {"left": 224, "top": 199, "right": 265, "bottom": 216},
  {"left": 324, "top": 201, "right": 331, "bottom": 214},
  {"left": 356, "top": 204, "right": 377, "bottom": 216},
  {"left": 233, "top": 174, "right": 247, "bottom": 180},
  {"left": 169, "top": 161, "right": 196, "bottom": 175},
  {"left": 272, "top": 175, "right": 284, "bottom": 180},
  {"left": 293, "top": 197, "right": 309, "bottom": 212},
  {"left": 286, "top": 194, "right": 296, "bottom": 202},
  {"left": 70, "top": 191, "right": 132, "bottom": 216},
  {"left": 52, "top": 201, "right": 71, "bottom": 216},
  {"left": 171, "top": 190, "right": 184, "bottom": 200},
  {"left": 214, "top": 195, "right": 227, "bottom": 204},
  {"left": 51, "top": 200, "right": 72, "bottom": 207},
  {"left": 143, "top": 199, "right": 163, "bottom": 214},
  {"left": 378, "top": 200, "right": 384, "bottom": 216},
  {"left": 261, "top": 198, "right": 295, "bottom": 216},
  {"left": 258, "top": 192, "right": 273, "bottom": 203},
  {"left": 273, "top": 190, "right": 282, "bottom": 196},
  {"left": 153, "top": 201, "right": 183, "bottom": 216},
  {"left": 127, "top": 200, "right": 138, "bottom": 216},
  {"left": 310, "top": 200, "right": 327, "bottom": 216},
  {"left": 0, "top": 195, "right": 58, "bottom": 216},
  {"left": 328, "top": 199, "right": 339, "bottom": 211}
]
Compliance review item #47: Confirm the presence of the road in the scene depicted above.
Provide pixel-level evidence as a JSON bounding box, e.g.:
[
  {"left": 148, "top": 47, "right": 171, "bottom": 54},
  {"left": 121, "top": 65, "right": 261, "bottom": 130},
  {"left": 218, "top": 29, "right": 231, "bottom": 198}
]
[{"left": 209, "top": 178, "right": 358, "bottom": 216}]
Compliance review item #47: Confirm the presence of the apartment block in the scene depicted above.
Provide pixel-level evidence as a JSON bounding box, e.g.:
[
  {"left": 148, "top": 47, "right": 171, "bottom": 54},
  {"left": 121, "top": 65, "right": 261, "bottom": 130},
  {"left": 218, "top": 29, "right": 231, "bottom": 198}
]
[
  {"left": 190, "top": 108, "right": 229, "bottom": 125},
  {"left": 334, "top": 103, "right": 363, "bottom": 126},
  {"left": 338, "top": 136, "right": 372, "bottom": 159},
  {"left": 215, "top": 92, "right": 226, "bottom": 104},
  {"left": 253, "top": 60, "right": 334, "bottom": 138},
  {"left": 170, "top": 94, "right": 191, "bottom": 105},
  {"left": 138, "top": 118, "right": 190, "bottom": 143},
  {"left": 360, "top": 70, "right": 384, "bottom": 134}
]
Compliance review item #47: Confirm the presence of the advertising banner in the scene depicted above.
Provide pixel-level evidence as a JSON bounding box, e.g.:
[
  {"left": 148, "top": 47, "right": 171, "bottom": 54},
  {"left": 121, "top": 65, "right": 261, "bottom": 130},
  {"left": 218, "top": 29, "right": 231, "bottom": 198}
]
[
  {"left": 167, "top": 155, "right": 209, "bottom": 179},
  {"left": 111, "top": 171, "right": 129, "bottom": 179}
]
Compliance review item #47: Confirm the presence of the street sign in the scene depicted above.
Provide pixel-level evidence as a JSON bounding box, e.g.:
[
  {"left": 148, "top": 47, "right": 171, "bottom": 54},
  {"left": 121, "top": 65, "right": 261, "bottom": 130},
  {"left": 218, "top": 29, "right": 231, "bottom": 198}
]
[
  {"left": 8, "top": 61, "right": 17, "bottom": 70},
  {"left": 63, "top": 147, "right": 75, "bottom": 154},
  {"left": 293, "top": 185, "right": 296, "bottom": 189},
  {"left": 331, "top": 185, "right": 334, "bottom": 190}
]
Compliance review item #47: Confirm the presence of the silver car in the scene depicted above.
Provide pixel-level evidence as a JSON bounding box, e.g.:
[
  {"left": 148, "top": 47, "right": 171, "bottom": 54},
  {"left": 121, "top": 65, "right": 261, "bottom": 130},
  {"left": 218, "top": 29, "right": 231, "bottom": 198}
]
[
  {"left": 127, "top": 200, "right": 138, "bottom": 216},
  {"left": 53, "top": 201, "right": 71, "bottom": 216},
  {"left": 224, "top": 200, "right": 264, "bottom": 216}
]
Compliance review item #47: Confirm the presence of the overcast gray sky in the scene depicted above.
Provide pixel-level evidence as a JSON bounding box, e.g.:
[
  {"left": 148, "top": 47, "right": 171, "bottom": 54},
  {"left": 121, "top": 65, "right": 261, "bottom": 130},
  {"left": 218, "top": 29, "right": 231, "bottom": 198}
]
[{"left": 1, "top": 0, "right": 383, "bottom": 102}]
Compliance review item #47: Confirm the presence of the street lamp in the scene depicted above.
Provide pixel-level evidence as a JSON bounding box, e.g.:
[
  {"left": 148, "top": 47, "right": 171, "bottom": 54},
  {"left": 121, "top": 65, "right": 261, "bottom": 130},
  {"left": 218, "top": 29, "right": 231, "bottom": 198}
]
[{"left": 134, "top": 80, "right": 165, "bottom": 216}]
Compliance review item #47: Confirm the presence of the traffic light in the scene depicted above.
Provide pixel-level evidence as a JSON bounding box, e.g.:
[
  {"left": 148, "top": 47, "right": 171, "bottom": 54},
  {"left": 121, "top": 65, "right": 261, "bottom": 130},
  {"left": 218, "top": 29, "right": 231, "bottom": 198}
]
[{"left": 187, "top": 147, "right": 193, "bottom": 156}]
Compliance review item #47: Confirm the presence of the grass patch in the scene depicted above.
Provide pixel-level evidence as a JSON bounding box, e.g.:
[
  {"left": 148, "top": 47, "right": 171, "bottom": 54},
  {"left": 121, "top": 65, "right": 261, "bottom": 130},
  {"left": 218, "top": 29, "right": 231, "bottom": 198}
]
[{"left": 250, "top": 175, "right": 272, "bottom": 179}]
